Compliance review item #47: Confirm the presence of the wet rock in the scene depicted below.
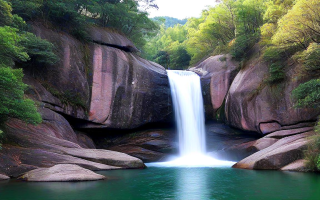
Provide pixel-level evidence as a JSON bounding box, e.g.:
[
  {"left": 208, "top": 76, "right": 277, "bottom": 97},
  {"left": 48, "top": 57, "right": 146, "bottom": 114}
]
[{"left": 20, "top": 164, "right": 105, "bottom": 182}]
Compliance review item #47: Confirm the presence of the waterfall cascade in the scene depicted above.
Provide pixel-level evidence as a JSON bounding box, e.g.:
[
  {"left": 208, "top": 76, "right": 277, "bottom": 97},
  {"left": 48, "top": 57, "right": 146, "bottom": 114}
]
[
  {"left": 167, "top": 70, "right": 206, "bottom": 156},
  {"left": 148, "top": 70, "right": 235, "bottom": 167}
]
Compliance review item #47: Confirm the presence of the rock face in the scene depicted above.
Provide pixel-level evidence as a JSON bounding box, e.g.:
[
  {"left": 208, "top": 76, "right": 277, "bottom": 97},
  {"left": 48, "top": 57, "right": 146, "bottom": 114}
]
[
  {"left": 28, "top": 23, "right": 172, "bottom": 129},
  {"left": 190, "top": 54, "right": 238, "bottom": 118},
  {"left": 233, "top": 128, "right": 314, "bottom": 170},
  {"left": 0, "top": 109, "right": 144, "bottom": 177},
  {"left": 87, "top": 44, "right": 171, "bottom": 129},
  {"left": 20, "top": 164, "right": 105, "bottom": 182},
  {"left": 225, "top": 55, "right": 320, "bottom": 134}
]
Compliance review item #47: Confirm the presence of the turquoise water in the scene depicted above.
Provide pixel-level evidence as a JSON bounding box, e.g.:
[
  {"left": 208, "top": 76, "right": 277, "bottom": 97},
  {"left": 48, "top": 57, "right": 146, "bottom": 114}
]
[{"left": 1, "top": 167, "right": 320, "bottom": 200}]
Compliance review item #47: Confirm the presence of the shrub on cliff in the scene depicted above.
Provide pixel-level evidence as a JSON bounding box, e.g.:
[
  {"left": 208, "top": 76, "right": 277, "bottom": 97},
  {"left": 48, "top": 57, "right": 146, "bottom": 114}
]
[
  {"left": 0, "top": 0, "right": 43, "bottom": 129},
  {"left": 0, "top": 67, "right": 42, "bottom": 125}
]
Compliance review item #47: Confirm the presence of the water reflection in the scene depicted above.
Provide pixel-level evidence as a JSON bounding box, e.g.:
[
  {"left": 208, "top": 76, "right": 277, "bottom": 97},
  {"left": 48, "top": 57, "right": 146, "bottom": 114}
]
[
  {"left": 34, "top": 181, "right": 99, "bottom": 192},
  {"left": 176, "top": 168, "right": 210, "bottom": 200}
]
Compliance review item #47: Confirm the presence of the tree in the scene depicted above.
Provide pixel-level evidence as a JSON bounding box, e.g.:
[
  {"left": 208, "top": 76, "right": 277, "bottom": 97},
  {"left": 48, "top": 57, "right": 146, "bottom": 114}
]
[{"left": 272, "top": 0, "right": 320, "bottom": 49}]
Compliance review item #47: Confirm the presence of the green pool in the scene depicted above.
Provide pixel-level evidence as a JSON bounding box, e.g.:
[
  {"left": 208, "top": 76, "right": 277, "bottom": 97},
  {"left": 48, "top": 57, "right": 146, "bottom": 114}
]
[{"left": 1, "top": 166, "right": 320, "bottom": 200}]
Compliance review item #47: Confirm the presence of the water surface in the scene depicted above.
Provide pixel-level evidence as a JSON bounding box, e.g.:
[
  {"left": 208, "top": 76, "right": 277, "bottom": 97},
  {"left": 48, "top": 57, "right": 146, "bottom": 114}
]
[{"left": 1, "top": 167, "right": 320, "bottom": 200}]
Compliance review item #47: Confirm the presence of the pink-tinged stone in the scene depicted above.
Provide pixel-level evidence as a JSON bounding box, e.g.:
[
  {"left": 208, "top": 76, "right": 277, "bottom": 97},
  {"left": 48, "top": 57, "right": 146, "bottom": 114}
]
[
  {"left": 260, "top": 122, "right": 282, "bottom": 134},
  {"left": 281, "top": 159, "right": 307, "bottom": 172},
  {"left": 20, "top": 164, "right": 106, "bottom": 182},
  {"left": 266, "top": 127, "right": 314, "bottom": 139},
  {"left": 86, "top": 45, "right": 172, "bottom": 129},
  {"left": 28, "top": 23, "right": 172, "bottom": 129},
  {"left": 190, "top": 54, "right": 238, "bottom": 118},
  {"left": 233, "top": 131, "right": 314, "bottom": 170},
  {"left": 225, "top": 49, "right": 320, "bottom": 133}
]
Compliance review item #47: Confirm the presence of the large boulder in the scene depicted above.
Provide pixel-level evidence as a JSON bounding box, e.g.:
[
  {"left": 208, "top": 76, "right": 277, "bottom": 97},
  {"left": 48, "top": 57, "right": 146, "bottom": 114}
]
[
  {"left": 0, "top": 109, "right": 144, "bottom": 177},
  {"left": 190, "top": 54, "right": 238, "bottom": 119},
  {"left": 28, "top": 23, "right": 172, "bottom": 129},
  {"left": 86, "top": 44, "right": 172, "bottom": 129},
  {"left": 19, "top": 164, "right": 105, "bottom": 182},
  {"left": 225, "top": 55, "right": 320, "bottom": 134},
  {"left": 233, "top": 130, "right": 314, "bottom": 170}
]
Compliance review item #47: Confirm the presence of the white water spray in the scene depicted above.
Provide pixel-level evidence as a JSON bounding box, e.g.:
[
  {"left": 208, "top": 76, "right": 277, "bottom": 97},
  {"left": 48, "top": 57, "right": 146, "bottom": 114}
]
[
  {"left": 148, "top": 70, "right": 235, "bottom": 168},
  {"left": 168, "top": 70, "right": 206, "bottom": 156}
]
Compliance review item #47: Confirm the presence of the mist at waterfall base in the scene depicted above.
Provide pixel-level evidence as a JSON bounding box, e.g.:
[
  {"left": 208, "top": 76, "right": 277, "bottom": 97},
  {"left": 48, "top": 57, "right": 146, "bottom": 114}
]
[{"left": 148, "top": 70, "right": 235, "bottom": 168}]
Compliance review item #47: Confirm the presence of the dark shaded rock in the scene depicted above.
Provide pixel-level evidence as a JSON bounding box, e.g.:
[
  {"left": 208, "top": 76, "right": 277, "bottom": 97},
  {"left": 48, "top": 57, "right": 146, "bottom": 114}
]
[
  {"left": 259, "top": 122, "right": 281, "bottom": 134},
  {"left": 20, "top": 164, "right": 105, "bottom": 182},
  {"left": 95, "top": 129, "right": 177, "bottom": 162},
  {"left": 88, "top": 26, "right": 139, "bottom": 52},
  {"left": 205, "top": 122, "right": 259, "bottom": 161},
  {"left": 75, "top": 131, "right": 96, "bottom": 149}
]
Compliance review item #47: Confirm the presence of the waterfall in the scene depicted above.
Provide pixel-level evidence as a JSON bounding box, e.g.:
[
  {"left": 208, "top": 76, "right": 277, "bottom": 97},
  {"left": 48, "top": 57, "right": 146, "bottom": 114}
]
[
  {"left": 167, "top": 70, "right": 206, "bottom": 156},
  {"left": 147, "top": 70, "right": 235, "bottom": 167}
]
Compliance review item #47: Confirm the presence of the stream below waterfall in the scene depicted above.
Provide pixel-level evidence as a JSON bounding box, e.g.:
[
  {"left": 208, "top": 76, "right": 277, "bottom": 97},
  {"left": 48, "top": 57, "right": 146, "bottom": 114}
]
[{"left": 1, "top": 167, "right": 320, "bottom": 200}]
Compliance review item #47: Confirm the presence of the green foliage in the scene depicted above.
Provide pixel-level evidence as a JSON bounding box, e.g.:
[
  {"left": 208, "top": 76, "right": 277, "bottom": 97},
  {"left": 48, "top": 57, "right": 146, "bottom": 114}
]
[
  {"left": 0, "top": 0, "right": 13, "bottom": 26},
  {"left": 10, "top": 0, "right": 159, "bottom": 48},
  {"left": 0, "top": 0, "right": 44, "bottom": 131},
  {"left": 268, "top": 63, "right": 285, "bottom": 84},
  {"left": 0, "top": 26, "right": 29, "bottom": 66},
  {"left": 0, "top": 67, "right": 42, "bottom": 125},
  {"left": 263, "top": 45, "right": 300, "bottom": 84},
  {"left": 231, "top": 33, "right": 258, "bottom": 61},
  {"left": 19, "top": 32, "right": 59, "bottom": 66},
  {"left": 304, "top": 121, "right": 320, "bottom": 171},
  {"left": 170, "top": 47, "right": 191, "bottom": 70},
  {"left": 293, "top": 43, "right": 320, "bottom": 77},
  {"left": 153, "top": 51, "right": 170, "bottom": 68},
  {"left": 292, "top": 79, "right": 320, "bottom": 108},
  {"left": 152, "top": 17, "right": 187, "bottom": 28}
]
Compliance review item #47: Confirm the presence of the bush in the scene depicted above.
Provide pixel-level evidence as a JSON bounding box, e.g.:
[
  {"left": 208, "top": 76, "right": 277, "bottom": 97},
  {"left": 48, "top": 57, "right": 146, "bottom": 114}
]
[
  {"left": 293, "top": 43, "right": 320, "bottom": 77},
  {"left": 263, "top": 45, "right": 300, "bottom": 85},
  {"left": 292, "top": 79, "right": 320, "bottom": 108},
  {"left": 19, "top": 32, "right": 59, "bottom": 66},
  {"left": 231, "top": 34, "right": 258, "bottom": 61},
  {"left": 268, "top": 62, "right": 286, "bottom": 84},
  {"left": 0, "top": 67, "right": 42, "bottom": 125}
]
